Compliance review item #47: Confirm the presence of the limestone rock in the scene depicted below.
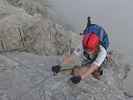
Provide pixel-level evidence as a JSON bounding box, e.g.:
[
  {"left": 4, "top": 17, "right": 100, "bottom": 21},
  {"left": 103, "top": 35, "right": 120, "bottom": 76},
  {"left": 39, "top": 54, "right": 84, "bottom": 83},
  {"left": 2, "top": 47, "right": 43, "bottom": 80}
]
[
  {"left": 0, "top": 0, "right": 73, "bottom": 55},
  {"left": 0, "top": 52, "right": 132, "bottom": 100}
]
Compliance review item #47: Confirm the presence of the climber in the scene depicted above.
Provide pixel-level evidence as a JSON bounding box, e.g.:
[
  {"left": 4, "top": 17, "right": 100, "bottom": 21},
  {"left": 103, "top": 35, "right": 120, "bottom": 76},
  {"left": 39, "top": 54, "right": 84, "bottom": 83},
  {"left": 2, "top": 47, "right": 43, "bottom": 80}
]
[
  {"left": 52, "top": 17, "right": 111, "bottom": 84},
  {"left": 81, "top": 16, "right": 112, "bottom": 62}
]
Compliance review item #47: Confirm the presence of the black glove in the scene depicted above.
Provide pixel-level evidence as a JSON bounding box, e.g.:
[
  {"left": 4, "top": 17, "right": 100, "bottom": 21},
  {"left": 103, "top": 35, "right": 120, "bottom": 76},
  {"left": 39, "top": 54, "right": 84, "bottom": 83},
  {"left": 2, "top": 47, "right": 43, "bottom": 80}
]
[
  {"left": 70, "top": 76, "right": 81, "bottom": 84},
  {"left": 51, "top": 65, "right": 61, "bottom": 73}
]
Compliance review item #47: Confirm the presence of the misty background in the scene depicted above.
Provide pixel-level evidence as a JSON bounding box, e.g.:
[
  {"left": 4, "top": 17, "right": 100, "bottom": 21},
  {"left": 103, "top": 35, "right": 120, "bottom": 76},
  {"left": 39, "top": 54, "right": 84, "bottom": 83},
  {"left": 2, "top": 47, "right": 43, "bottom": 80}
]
[
  {"left": 48, "top": 0, "right": 133, "bottom": 65},
  {"left": 48, "top": 0, "right": 133, "bottom": 95}
]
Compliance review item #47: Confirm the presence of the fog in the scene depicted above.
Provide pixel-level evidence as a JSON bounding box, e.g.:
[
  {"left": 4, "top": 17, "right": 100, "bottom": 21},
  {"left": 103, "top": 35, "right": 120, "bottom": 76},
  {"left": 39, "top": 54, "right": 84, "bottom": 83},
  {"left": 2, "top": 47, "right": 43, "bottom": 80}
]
[{"left": 48, "top": 0, "right": 133, "bottom": 64}]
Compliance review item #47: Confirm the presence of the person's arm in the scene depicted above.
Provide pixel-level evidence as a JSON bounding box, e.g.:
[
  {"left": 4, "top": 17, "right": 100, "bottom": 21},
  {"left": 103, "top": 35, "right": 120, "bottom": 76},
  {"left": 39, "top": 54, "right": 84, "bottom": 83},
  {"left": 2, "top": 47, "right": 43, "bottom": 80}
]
[
  {"left": 70, "top": 63, "right": 99, "bottom": 84},
  {"left": 93, "top": 45, "right": 107, "bottom": 66},
  {"left": 81, "top": 45, "right": 107, "bottom": 79},
  {"left": 80, "top": 63, "right": 99, "bottom": 79}
]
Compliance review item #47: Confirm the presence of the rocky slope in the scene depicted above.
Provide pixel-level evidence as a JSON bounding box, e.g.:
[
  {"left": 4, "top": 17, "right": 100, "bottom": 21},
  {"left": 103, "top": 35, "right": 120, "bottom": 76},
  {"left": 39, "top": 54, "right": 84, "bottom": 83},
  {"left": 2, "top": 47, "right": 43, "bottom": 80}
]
[
  {"left": 0, "top": 51, "right": 132, "bottom": 100},
  {"left": 0, "top": 0, "right": 75, "bottom": 55},
  {"left": 0, "top": 0, "right": 133, "bottom": 100}
]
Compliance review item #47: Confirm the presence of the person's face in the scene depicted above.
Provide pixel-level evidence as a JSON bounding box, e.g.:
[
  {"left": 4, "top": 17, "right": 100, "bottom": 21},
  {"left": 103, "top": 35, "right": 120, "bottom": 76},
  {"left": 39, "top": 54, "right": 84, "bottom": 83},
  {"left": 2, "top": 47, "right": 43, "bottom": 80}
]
[{"left": 84, "top": 48, "right": 95, "bottom": 55}]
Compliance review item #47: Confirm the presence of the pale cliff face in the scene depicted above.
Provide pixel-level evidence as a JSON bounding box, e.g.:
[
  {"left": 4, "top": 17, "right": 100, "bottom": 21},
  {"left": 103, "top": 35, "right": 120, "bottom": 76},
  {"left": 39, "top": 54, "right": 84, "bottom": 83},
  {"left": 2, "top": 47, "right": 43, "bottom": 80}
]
[{"left": 0, "top": 0, "right": 133, "bottom": 99}]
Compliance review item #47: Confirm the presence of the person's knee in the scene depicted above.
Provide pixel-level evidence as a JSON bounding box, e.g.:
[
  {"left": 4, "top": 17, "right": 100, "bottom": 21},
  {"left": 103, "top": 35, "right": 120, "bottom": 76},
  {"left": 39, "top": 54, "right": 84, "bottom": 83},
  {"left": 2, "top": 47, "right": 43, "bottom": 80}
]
[
  {"left": 71, "top": 65, "right": 81, "bottom": 76},
  {"left": 72, "top": 66, "right": 88, "bottom": 76}
]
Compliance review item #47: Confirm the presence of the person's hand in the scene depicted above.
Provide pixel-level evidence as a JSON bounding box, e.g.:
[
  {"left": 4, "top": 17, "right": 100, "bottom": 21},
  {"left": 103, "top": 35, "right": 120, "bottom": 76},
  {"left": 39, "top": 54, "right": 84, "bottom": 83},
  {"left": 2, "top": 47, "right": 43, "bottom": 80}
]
[
  {"left": 51, "top": 65, "right": 61, "bottom": 73},
  {"left": 70, "top": 76, "right": 81, "bottom": 84}
]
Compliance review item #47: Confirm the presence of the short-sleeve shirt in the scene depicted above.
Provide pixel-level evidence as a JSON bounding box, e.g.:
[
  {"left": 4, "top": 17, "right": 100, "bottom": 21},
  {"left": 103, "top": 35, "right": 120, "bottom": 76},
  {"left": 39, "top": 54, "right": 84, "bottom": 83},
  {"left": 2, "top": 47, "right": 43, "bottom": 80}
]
[{"left": 74, "top": 43, "right": 107, "bottom": 66}]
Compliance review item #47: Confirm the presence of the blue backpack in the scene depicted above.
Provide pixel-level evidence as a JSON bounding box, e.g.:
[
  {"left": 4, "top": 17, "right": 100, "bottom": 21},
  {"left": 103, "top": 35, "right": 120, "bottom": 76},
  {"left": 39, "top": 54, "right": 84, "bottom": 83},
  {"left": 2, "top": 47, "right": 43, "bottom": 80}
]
[{"left": 83, "top": 24, "right": 109, "bottom": 50}]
